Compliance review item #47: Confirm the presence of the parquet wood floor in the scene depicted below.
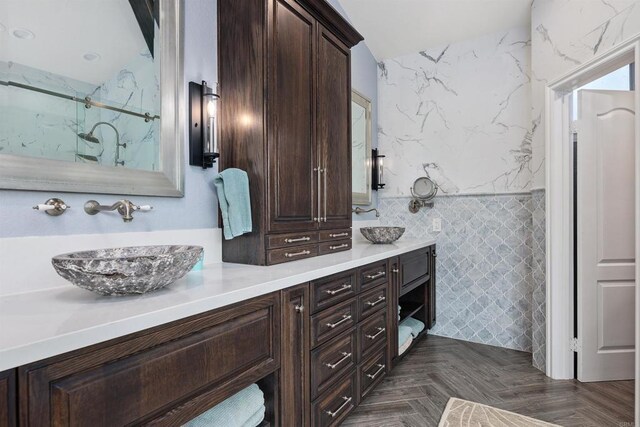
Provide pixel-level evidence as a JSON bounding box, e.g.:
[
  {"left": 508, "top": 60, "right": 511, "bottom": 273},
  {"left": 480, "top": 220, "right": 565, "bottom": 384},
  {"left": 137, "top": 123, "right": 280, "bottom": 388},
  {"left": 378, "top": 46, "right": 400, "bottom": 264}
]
[{"left": 344, "top": 335, "right": 634, "bottom": 426}]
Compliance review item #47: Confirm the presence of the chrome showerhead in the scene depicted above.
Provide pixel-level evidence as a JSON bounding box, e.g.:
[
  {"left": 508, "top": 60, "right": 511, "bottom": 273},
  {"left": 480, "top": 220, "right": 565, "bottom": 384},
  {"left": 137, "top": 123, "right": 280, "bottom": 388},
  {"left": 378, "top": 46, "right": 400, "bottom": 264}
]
[{"left": 77, "top": 132, "right": 100, "bottom": 144}]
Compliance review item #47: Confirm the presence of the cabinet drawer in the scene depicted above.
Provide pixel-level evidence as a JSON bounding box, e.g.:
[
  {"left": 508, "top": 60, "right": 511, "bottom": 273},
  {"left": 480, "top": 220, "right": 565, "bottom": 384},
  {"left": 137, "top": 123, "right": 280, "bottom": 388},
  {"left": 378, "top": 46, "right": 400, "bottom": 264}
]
[
  {"left": 310, "top": 329, "right": 357, "bottom": 399},
  {"left": 310, "top": 270, "right": 358, "bottom": 314},
  {"left": 267, "top": 231, "right": 319, "bottom": 249},
  {"left": 311, "top": 371, "right": 357, "bottom": 427},
  {"left": 357, "top": 284, "right": 387, "bottom": 320},
  {"left": 359, "top": 260, "right": 388, "bottom": 291},
  {"left": 318, "top": 239, "right": 352, "bottom": 255},
  {"left": 21, "top": 294, "right": 279, "bottom": 426},
  {"left": 399, "top": 247, "right": 429, "bottom": 291},
  {"left": 267, "top": 243, "right": 318, "bottom": 265},
  {"left": 311, "top": 298, "right": 358, "bottom": 348},
  {"left": 359, "top": 346, "right": 387, "bottom": 400},
  {"left": 319, "top": 229, "right": 352, "bottom": 242},
  {"left": 358, "top": 310, "right": 387, "bottom": 359}
]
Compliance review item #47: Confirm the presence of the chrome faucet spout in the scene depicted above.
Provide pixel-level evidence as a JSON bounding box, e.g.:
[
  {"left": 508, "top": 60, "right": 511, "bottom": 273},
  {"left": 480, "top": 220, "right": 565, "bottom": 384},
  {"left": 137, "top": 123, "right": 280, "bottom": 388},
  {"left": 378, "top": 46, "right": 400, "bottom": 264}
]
[
  {"left": 352, "top": 207, "right": 380, "bottom": 218},
  {"left": 84, "top": 199, "right": 153, "bottom": 222}
]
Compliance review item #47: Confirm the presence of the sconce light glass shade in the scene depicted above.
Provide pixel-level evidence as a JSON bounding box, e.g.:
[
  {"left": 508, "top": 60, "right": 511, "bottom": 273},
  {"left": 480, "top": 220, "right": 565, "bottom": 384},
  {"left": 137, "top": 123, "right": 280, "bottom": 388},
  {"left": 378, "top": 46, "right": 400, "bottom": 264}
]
[
  {"left": 189, "top": 80, "right": 220, "bottom": 169},
  {"left": 372, "top": 148, "right": 385, "bottom": 190}
]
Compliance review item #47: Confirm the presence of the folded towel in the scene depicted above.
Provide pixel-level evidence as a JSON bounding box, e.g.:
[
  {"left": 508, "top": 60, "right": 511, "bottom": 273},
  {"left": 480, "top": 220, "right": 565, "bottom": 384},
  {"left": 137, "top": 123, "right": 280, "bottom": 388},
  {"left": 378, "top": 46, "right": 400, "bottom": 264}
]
[
  {"left": 400, "top": 316, "right": 425, "bottom": 338},
  {"left": 213, "top": 168, "right": 252, "bottom": 240},
  {"left": 242, "top": 405, "right": 265, "bottom": 427},
  {"left": 398, "top": 324, "right": 413, "bottom": 348},
  {"left": 398, "top": 335, "right": 413, "bottom": 355},
  {"left": 182, "top": 384, "right": 264, "bottom": 427}
]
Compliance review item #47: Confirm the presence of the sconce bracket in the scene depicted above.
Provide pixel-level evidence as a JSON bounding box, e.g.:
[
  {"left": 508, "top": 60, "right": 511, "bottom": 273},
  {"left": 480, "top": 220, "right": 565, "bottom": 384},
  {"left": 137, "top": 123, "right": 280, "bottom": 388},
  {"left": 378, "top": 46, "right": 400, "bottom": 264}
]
[{"left": 188, "top": 81, "right": 219, "bottom": 169}]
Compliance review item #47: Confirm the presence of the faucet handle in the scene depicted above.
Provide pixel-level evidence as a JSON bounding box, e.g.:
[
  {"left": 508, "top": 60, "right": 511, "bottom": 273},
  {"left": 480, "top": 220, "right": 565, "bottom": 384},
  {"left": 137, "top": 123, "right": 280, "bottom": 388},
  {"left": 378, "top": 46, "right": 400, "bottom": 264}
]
[{"left": 134, "top": 205, "right": 153, "bottom": 211}]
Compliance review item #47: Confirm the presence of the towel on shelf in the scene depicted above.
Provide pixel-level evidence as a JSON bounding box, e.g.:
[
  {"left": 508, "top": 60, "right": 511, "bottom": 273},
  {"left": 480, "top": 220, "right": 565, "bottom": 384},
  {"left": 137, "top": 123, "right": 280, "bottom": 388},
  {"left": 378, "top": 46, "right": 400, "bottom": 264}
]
[
  {"left": 398, "top": 324, "right": 413, "bottom": 348},
  {"left": 242, "top": 405, "right": 265, "bottom": 427},
  {"left": 400, "top": 316, "right": 425, "bottom": 338},
  {"left": 398, "top": 335, "right": 413, "bottom": 355},
  {"left": 182, "top": 383, "right": 265, "bottom": 427},
  {"left": 213, "top": 168, "right": 252, "bottom": 240}
]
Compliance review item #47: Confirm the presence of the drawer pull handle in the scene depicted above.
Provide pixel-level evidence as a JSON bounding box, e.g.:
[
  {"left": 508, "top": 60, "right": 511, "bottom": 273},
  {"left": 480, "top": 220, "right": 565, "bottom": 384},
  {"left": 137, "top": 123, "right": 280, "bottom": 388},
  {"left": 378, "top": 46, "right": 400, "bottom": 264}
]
[
  {"left": 326, "top": 314, "right": 352, "bottom": 329},
  {"left": 329, "top": 232, "right": 349, "bottom": 238},
  {"left": 365, "top": 327, "right": 386, "bottom": 340},
  {"left": 365, "top": 271, "right": 386, "bottom": 280},
  {"left": 366, "top": 363, "right": 386, "bottom": 380},
  {"left": 329, "top": 243, "right": 349, "bottom": 250},
  {"left": 326, "top": 396, "right": 352, "bottom": 418},
  {"left": 284, "top": 250, "right": 311, "bottom": 258},
  {"left": 366, "top": 296, "right": 386, "bottom": 307},
  {"left": 324, "top": 351, "right": 352, "bottom": 369},
  {"left": 325, "top": 283, "right": 352, "bottom": 295},
  {"left": 284, "top": 236, "right": 311, "bottom": 243}
]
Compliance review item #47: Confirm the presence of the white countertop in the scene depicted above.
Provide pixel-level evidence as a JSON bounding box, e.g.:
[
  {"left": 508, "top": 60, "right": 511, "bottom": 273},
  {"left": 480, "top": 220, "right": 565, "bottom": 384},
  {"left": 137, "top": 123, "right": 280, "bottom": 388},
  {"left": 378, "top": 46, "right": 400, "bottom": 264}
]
[{"left": 0, "top": 238, "right": 435, "bottom": 371}]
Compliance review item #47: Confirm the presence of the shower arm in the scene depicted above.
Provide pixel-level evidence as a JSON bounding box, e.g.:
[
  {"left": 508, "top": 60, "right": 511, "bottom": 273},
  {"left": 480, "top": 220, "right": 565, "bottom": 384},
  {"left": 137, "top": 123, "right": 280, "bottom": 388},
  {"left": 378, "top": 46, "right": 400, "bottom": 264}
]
[{"left": 87, "top": 122, "right": 125, "bottom": 166}]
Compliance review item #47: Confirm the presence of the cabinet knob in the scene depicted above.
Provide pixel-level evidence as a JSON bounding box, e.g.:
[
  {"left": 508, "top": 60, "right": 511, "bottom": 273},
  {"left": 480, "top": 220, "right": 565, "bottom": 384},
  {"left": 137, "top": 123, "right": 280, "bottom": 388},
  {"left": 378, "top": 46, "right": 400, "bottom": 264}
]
[
  {"left": 392, "top": 268, "right": 399, "bottom": 273},
  {"left": 294, "top": 304, "right": 304, "bottom": 313}
]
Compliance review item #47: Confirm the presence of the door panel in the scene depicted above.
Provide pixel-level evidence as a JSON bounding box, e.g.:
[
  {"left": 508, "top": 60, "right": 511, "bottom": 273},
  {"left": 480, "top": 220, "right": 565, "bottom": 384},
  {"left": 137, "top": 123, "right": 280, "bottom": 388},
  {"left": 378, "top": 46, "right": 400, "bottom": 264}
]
[
  {"left": 577, "top": 89, "right": 636, "bottom": 381},
  {"left": 317, "top": 25, "right": 352, "bottom": 229},
  {"left": 268, "top": 0, "right": 318, "bottom": 232}
]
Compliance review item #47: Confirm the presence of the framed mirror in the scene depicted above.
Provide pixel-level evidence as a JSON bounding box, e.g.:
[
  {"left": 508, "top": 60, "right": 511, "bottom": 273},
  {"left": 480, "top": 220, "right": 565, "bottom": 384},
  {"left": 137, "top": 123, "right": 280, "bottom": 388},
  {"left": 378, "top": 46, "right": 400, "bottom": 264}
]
[
  {"left": 351, "top": 89, "right": 372, "bottom": 205},
  {"left": 0, "top": 0, "right": 184, "bottom": 197}
]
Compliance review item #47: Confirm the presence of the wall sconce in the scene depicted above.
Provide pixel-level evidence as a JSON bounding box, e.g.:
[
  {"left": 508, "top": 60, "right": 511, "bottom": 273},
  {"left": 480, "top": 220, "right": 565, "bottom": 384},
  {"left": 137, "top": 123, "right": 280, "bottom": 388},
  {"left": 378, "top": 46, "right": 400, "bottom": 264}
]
[
  {"left": 189, "top": 80, "right": 219, "bottom": 169},
  {"left": 372, "top": 148, "right": 385, "bottom": 190}
]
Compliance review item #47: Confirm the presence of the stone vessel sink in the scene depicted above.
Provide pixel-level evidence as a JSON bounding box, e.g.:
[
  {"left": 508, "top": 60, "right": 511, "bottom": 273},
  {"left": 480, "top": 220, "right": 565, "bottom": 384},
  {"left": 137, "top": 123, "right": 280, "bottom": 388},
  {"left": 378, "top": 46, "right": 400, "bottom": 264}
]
[
  {"left": 360, "top": 227, "right": 405, "bottom": 244},
  {"left": 52, "top": 245, "right": 203, "bottom": 296}
]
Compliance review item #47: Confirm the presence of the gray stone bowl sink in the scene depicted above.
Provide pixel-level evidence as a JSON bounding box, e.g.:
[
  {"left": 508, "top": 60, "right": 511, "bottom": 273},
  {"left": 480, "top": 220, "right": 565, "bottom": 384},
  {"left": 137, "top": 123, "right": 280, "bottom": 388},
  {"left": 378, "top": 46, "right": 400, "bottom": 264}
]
[
  {"left": 360, "top": 227, "right": 405, "bottom": 244},
  {"left": 52, "top": 245, "right": 203, "bottom": 296}
]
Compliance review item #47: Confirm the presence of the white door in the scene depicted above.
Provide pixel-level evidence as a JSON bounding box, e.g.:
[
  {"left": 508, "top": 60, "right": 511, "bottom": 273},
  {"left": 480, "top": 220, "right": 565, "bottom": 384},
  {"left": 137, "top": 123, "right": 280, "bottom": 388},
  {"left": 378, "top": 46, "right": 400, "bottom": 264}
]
[{"left": 577, "top": 89, "right": 636, "bottom": 382}]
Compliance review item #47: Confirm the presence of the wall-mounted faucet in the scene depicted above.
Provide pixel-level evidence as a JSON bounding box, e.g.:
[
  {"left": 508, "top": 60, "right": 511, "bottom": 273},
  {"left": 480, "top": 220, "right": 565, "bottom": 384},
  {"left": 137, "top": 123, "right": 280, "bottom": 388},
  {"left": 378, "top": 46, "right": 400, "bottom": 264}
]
[
  {"left": 84, "top": 200, "right": 153, "bottom": 222},
  {"left": 352, "top": 207, "right": 380, "bottom": 217}
]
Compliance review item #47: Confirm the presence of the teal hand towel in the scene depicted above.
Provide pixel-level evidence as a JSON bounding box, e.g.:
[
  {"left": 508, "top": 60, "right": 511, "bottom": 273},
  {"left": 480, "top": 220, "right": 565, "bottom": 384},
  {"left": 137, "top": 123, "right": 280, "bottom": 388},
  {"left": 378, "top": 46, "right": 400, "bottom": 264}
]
[
  {"left": 398, "top": 324, "right": 413, "bottom": 348},
  {"left": 400, "top": 316, "right": 425, "bottom": 338},
  {"left": 213, "top": 168, "right": 252, "bottom": 240},
  {"left": 182, "top": 384, "right": 264, "bottom": 427},
  {"left": 241, "top": 405, "right": 265, "bottom": 427}
]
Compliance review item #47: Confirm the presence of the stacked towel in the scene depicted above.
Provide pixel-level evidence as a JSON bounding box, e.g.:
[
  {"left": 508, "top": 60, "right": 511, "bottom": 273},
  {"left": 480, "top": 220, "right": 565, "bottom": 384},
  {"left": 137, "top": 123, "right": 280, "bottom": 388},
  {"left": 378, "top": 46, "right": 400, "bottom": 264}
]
[
  {"left": 398, "top": 324, "right": 413, "bottom": 356},
  {"left": 400, "top": 316, "right": 425, "bottom": 338},
  {"left": 398, "top": 337, "right": 413, "bottom": 355},
  {"left": 213, "top": 168, "right": 253, "bottom": 240},
  {"left": 183, "top": 384, "right": 265, "bottom": 427}
]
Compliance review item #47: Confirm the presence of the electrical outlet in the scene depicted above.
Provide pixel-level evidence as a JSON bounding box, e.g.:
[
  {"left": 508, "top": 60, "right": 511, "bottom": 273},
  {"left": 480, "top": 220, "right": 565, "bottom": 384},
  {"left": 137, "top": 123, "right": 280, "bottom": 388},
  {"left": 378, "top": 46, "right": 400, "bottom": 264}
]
[{"left": 432, "top": 218, "right": 442, "bottom": 232}]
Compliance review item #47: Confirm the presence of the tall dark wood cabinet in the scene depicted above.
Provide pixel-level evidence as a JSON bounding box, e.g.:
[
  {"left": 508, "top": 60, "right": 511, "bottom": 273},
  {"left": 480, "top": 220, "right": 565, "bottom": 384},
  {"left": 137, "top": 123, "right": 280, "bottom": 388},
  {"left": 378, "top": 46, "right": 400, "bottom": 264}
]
[{"left": 218, "top": 0, "right": 363, "bottom": 265}]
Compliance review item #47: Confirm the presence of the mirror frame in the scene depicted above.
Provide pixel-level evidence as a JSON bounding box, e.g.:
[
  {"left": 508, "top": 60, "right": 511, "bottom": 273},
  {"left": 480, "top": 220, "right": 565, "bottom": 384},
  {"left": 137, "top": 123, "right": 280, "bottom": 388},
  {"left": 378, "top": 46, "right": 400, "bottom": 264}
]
[
  {"left": 351, "top": 89, "right": 372, "bottom": 205},
  {"left": 0, "top": 0, "right": 185, "bottom": 197}
]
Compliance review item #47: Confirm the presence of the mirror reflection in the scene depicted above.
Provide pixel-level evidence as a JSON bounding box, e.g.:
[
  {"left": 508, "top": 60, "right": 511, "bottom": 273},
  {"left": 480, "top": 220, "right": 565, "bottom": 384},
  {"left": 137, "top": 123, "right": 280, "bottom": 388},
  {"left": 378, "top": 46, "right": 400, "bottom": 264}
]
[
  {"left": 351, "top": 90, "right": 371, "bottom": 205},
  {"left": 0, "top": 0, "right": 160, "bottom": 171}
]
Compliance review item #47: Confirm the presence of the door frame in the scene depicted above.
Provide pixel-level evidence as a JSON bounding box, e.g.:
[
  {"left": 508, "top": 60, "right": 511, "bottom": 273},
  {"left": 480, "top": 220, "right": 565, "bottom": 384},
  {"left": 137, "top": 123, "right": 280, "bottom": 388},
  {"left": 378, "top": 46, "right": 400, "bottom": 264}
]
[{"left": 545, "top": 30, "right": 640, "bottom": 397}]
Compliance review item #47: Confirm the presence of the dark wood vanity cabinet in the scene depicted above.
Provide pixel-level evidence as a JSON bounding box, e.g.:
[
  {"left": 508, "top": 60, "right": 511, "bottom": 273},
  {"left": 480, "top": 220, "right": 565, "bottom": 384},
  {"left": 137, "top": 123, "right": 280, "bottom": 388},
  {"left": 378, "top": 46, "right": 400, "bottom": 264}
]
[
  {"left": 218, "top": 0, "right": 363, "bottom": 265},
  {"left": 11, "top": 246, "right": 435, "bottom": 427}
]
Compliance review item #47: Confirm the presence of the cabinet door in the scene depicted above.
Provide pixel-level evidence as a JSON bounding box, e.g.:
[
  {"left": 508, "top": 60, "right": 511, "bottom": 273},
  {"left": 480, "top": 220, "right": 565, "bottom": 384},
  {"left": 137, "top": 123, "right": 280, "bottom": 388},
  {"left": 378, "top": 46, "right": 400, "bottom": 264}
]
[
  {"left": 316, "top": 25, "right": 352, "bottom": 230},
  {"left": 268, "top": 0, "right": 319, "bottom": 233},
  {"left": 0, "top": 370, "right": 16, "bottom": 427},
  {"left": 281, "top": 284, "right": 310, "bottom": 427}
]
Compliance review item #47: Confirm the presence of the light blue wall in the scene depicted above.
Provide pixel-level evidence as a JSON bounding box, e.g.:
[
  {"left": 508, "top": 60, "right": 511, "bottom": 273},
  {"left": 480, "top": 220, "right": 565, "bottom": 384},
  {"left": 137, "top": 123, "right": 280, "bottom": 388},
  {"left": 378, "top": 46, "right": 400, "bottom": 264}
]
[{"left": 0, "top": 0, "right": 379, "bottom": 237}]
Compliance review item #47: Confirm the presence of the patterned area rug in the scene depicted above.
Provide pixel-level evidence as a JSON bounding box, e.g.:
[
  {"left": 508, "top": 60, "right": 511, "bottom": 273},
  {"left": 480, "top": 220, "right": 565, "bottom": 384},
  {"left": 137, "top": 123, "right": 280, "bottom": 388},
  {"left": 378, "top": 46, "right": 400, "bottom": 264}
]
[{"left": 438, "top": 398, "right": 561, "bottom": 426}]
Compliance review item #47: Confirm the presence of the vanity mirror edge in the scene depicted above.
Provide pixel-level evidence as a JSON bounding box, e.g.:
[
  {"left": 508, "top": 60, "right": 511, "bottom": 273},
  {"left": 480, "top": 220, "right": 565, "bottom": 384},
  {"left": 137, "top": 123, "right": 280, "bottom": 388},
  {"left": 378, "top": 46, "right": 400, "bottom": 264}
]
[
  {"left": 0, "top": 0, "right": 185, "bottom": 197},
  {"left": 351, "top": 89, "right": 372, "bottom": 206}
]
